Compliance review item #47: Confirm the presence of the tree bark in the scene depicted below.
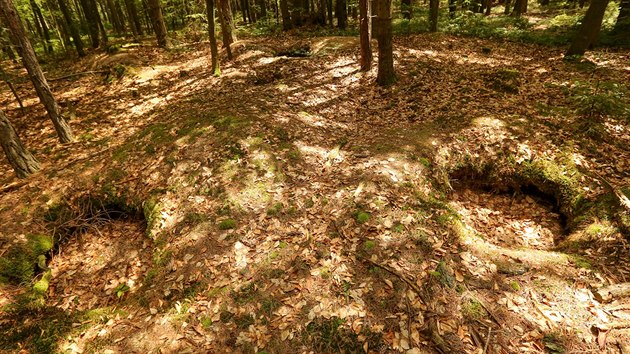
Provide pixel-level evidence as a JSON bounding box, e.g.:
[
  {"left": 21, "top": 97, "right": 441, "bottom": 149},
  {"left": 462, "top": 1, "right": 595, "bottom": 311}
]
[
  {"left": 337, "top": 0, "right": 347, "bottom": 28},
  {"left": 614, "top": 0, "right": 630, "bottom": 34},
  {"left": 359, "top": 0, "right": 372, "bottom": 71},
  {"left": 279, "top": 0, "right": 291, "bottom": 29},
  {"left": 448, "top": 0, "right": 456, "bottom": 17},
  {"left": 401, "top": 0, "right": 412, "bottom": 19},
  {"left": 429, "top": 0, "right": 438, "bottom": 31},
  {"left": 0, "top": 0, "right": 74, "bottom": 143},
  {"left": 206, "top": 0, "right": 220, "bottom": 75},
  {"left": 0, "top": 109, "right": 41, "bottom": 178},
  {"left": 124, "top": 0, "right": 144, "bottom": 35},
  {"left": 79, "top": 0, "right": 101, "bottom": 47},
  {"left": 147, "top": 0, "right": 168, "bottom": 47},
  {"left": 374, "top": 0, "right": 394, "bottom": 86},
  {"left": 31, "top": 0, "right": 54, "bottom": 53},
  {"left": 58, "top": 0, "right": 86, "bottom": 56},
  {"left": 218, "top": 0, "right": 235, "bottom": 59},
  {"left": 567, "top": 0, "right": 610, "bottom": 56}
]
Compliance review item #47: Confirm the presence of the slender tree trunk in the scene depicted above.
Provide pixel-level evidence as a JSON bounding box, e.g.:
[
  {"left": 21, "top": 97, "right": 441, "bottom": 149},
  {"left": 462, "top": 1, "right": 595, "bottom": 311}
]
[
  {"left": 218, "top": 0, "right": 235, "bottom": 58},
  {"left": 326, "top": 0, "right": 332, "bottom": 26},
  {"left": 79, "top": 0, "right": 101, "bottom": 47},
  {"left": 429, "top": 0, "right": 438, "bottom": 31},
  {"left": 0, "top": 110, "right": 41, "bottom": 178},
  {"left": 31, "top": 0, "right": 54, "bottom": 53},
  {"left": 484, "top": 0, "right": 491, "bottom": 14},
  {"left": 58, "top": 0, "right": 85, "bottom": 56},
  {"left": 337, "top": 0, "right": 347, "bottom": 28},
  {"left": 106, "top": 0, "right": 124, "bottom": 33},
  {"left": 0, "top": 0, "right": 74, "bottom": 143},
  {"left": 206, "top": 0, "right": 220, "bottom": 75},
  {"left": 359, "top": 0, "right": 372, "bottom": 71},
  {"left": 374, "top": 0, "right": 394, "bottom": 85},
  {"left": 401, "top": 0, "right": 412, "bottom": 19},
  {"left": 567, "top": 0, "right": 610, "bottom": 55},
  {"left": 614, "top": 0, "right": 630, "bottom": 33},
  {"left": 147, "top": 0, "right": 168, "bottom": 47},
  {"left": 504, "top": 0, "right": 511, "bottom": 14},
  {"left": 449, "top": 0, "right": 456, "bottom": 17},
  {"left": 279, "top": 0, "right": 291, "bottom": 29},
  {"left": 125, "top": 0, "right": 144, "bottom": 35},
  {"left": 0, "top": 65, "right": 25, "bottom": 113}
]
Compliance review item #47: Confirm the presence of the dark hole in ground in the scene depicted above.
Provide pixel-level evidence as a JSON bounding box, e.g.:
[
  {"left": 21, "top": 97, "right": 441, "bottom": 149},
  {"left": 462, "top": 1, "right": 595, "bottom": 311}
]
[{"left": 449, "top": 175, "right": 568, "bottom": 250}]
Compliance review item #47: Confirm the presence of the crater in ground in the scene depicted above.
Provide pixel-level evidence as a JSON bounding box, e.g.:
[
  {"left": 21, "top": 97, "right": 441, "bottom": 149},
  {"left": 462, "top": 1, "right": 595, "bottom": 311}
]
[
  {"left": 450, "top": 183, "right": 566, "bottom": 251},
  {"left": 45, "top": 196, "right": 151, "bottom": 312}
]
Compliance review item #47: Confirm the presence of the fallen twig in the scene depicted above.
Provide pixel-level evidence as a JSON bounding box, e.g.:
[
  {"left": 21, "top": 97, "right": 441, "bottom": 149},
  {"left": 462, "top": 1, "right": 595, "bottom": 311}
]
[{"left": 49, "top": 70, "right": 109, "bottom": 81}]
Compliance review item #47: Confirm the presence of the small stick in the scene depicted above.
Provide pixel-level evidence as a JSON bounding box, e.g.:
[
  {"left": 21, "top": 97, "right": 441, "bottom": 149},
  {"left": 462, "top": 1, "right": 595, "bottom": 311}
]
[{"left": 484, "top": 327, "right": 491, "bottom": 353}]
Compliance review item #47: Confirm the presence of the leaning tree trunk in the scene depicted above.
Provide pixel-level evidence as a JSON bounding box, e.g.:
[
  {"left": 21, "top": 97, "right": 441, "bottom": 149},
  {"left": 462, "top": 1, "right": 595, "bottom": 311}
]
[
  {"left": 0, "top": 0, "right": 74, "bottom": 143},
  {"left": 206, "top": 0, "right": 220, "bottom": 75},
  {"left": 58, "top": 0, "right": 85, "bottom": 56},
  {"left": 429, "top": 0, "right": 438, "bottom": 31},
  {"left": 0, "top": 109, "right": 41, "bottom": 178},
  {"left": 374, "top": 0, "right": 395, "bottom": 86},
  {"left": 147, "top": 0, "right": 168, "bottom": 47},
  {"left": 567, "top": 0, "right": 610, "bottom": 56},
  {"left": 359, "top": 0, "right": 372, "bottom": 71}
]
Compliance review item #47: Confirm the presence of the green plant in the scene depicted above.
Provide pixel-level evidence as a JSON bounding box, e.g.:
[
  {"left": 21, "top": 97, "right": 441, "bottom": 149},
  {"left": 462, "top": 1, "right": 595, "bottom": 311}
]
[
  {"left": 114, "top": 283, "right": 130, "bottom": 298},
  {"left": 218, "top": 219, "right": 237, "bottom": 230},
  {"left": 569, "top": 80, "right": 629, "bottom": 120},
  {"left": 355, "top": 211, "right": 370, "bottom": 224}
]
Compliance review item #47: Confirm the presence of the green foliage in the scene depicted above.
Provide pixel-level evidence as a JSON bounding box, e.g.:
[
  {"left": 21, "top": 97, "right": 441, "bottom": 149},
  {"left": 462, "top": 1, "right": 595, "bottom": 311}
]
[
  {"left": 0, "top": 234, "right": 53, "bottom": 285},
  {"left": 461, "top": 298, "right": 487, "bottom": 320},
  {"left": 355, "top": 211, "right": 370, "bottom": 224},
  {"left": 304, "top": 317, "right": 383, "bottom": 353},
  {"left": 363, "top": 240, "right": 376, "bottom": 251},
  {"left": 568, "top": 81, "right": 629, "bottom": 120},
  {"left": 218, "top": 218, "right": 237, "bottom": 230},
  {"left": 490, "top": 68, "right": 521, "bottom": 93},
  {"left": 114, "top": 283, "right": 130, "bottom": 298}
]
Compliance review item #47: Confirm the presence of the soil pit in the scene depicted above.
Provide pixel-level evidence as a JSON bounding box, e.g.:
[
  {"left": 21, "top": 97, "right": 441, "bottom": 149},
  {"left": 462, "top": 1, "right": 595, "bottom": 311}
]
[
  {"left": 47, "top": 220, "right": 151, "bottom": 311},
  {"left": 450, "top": 186, "right": 565, "bottom": 250}
]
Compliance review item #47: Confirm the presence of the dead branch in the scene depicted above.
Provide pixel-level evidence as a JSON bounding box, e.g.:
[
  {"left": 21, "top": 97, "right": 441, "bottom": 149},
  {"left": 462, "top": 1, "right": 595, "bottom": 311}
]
[
  {"left": 594, "top": 283, "right": 630, "bottom": 303},
  {"left": 49, "top": 70, "right": 109, "bottom": 81}
]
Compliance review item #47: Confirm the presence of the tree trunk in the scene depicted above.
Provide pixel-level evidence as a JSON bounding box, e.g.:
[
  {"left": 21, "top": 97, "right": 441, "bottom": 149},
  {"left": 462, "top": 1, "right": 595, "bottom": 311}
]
[
  {"left": 218, "top": 0, "right": 235, "bottom": 59},
  {"left": 504, "top": 0, "right": 511, "bottom": 14},
  {"left": 79, "top": 0, "right": 101, "bottom": 47},
  {"left": 0, "top": 0, "right": 74, "bottom": 143},
  {"left": 147, "top": 0, "right": 168, "bottom": 47},
  {"left": 31, "top": 0, "right": 54, "bottom": 53},
  {"left": 374, "top": 0, "right": 394, "bottom": 86},
  {"left": 401, "top": 0, "right": 412, "bottom": 19},
  {"left": 429, "top": 0, "right": 438, "bottom": 31},
  {"left": 58, "top": 0, "right": 85, "bottom": 56},
  {"left": 337, "top": 0, "right": 347, "bottom": 28},
  {"left": 326, "top": 0, "right": 332, "bottom": 26},
  {"left": 614, "top": 0, "right": 630, "bottom": 33},
  {"left": 484, "top": 0, "right": 491, "bottom": 14},
  {"left": 206, "top": 0, "right": 220, "bottom": 75},
  {"left": 0, "top": 110, "right": 41, "bottom": 178},
  {"left": 512, "top": 0, "right": 527, "bottom": 15},
  {"left": 124, "top": 0, "right": 144, "bottom": 35},
  {"left": 106, "top": 0, "right": 124, "bottom": 33},
  {"left": 359, "top": 0, "right": 372, "bottom": 71},
  {"left": 567, "top": 0, "right": 610, "bottom": 56},
  {"left": 279, "top": 0, "right": 291, "bottom": 29},
  {"left": 448, "top": 0, "right": 456, "bottom": 17}
]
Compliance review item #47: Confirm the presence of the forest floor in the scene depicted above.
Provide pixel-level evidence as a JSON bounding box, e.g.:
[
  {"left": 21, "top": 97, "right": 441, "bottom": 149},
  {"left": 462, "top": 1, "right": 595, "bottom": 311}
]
[{"left": 1, "top": 31, "right": 630, "bottom": 353}]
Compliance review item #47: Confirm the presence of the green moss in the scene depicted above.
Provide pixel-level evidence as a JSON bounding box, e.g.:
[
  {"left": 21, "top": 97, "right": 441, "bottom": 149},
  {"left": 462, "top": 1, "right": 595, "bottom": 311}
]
[
  {"left": 510, "top": 281, "right": 521, "bottom": 292},
  {"left": 355, "top": 211, "right": 370, "bottom": 224},
  {"left": 0, "top": 234, "right": 53, "bottom": 285},
  {"left": 303, "top": 317, "right": 383, "bottom": 353},
  {"left": 218, "top": 219, "right": 237, "bottom": 230},
  {"left": 461, "top": 298, "right": 487, "bottom": 320},
  {"left": 363, "top": 240, "right": 376, "bottom": 251},
  {"left": 143, "top": 195, "right": 163, "bottom": 238},
  {"left": 570, "top": 255, "right": 592, "bottom": 269},
  {"left": 267, "top": 202, "right": 284, "bottom": 216}
]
